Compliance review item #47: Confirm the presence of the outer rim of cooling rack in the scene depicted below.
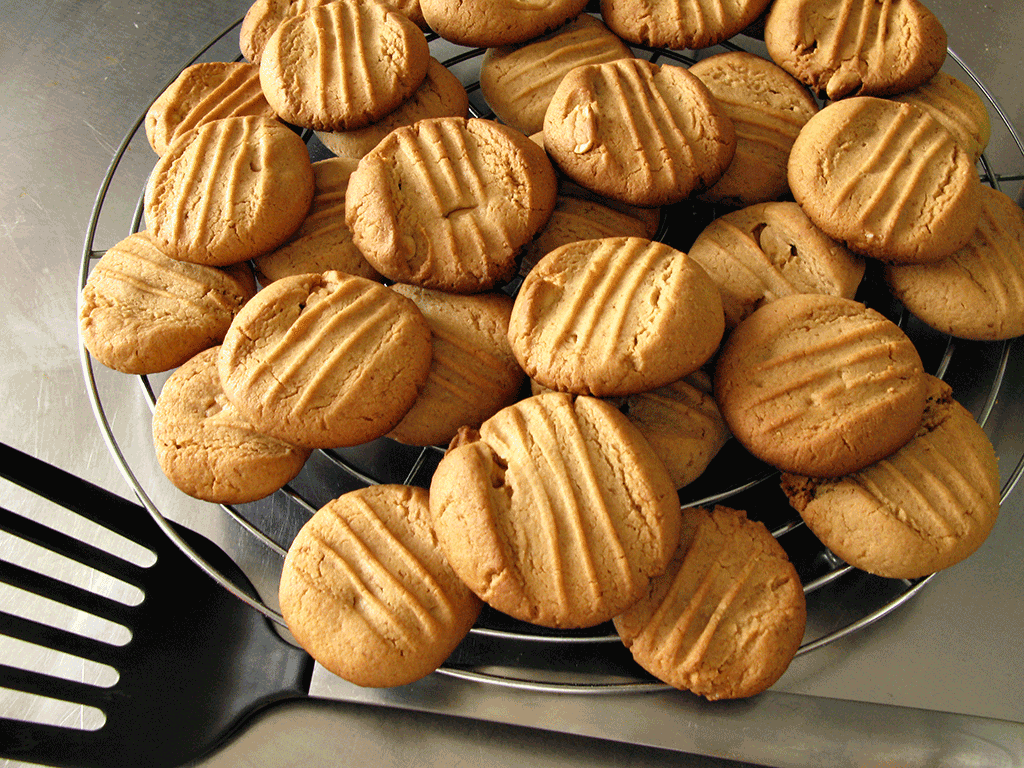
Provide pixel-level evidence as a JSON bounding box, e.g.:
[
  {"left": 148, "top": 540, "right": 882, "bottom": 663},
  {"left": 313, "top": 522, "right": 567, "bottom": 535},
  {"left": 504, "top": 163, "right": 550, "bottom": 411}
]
[{"left": 79, "top": 14, "right": 1024, "bottom": 693}]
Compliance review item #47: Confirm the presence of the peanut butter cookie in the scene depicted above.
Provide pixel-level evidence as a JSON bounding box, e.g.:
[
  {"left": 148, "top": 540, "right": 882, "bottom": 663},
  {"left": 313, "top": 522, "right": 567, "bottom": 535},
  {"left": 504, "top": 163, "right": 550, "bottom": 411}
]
[
  {"left": 764, "top": 0, "right": 947, "bottom": 100},
  {"left": 421, "top": 0, "right": 589, "bottom": 47},
  {"left": 80, "top": 231, "right": 257, "bottom": 374},
  {"left": 345, "top": 116, "right": 557, "bottom": 293},
  {"left": 687, "top": 201, "right": 865, "bottom": 329},
  {"left": 543, "top": 59, "right": 736, "bottom": 207},
  {"left": 509, "top": 237, "right": 724, "bottom": 397},
  {"left": 218, "top": 271, "right": 432, "bottom": 449},
  {"left": 788, "top": 97, "right": 982, "bottom": 264},
  {"left": 258, "top": 0, "right": 429, "bottom": 131},
  {"left": 429, "top": 392, "right": 682, "bottom": 629},
  {"left": 714, "top": 293, "right": 927, "bottom": 478},
  {"left": 615, "top": 505, "right": 805, "bottom": 700},
  {"left": 280, "top": 485, "right": 481, "bottom": 687},
  {"left": 145, "top": 61, "right": 275, "bottom": 156},
  {"left": 144, "top": 115, "right": 314, "bottom": 266},
  {"left": 152, "top": 347, "right": 311, "bottom": 504}
]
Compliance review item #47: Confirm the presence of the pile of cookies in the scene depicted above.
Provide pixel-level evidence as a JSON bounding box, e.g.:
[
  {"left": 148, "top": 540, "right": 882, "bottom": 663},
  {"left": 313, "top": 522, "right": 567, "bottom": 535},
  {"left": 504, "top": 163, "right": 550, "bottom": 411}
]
[{"left": 78, "top": 0, "right": 1016, "bottom": 699}]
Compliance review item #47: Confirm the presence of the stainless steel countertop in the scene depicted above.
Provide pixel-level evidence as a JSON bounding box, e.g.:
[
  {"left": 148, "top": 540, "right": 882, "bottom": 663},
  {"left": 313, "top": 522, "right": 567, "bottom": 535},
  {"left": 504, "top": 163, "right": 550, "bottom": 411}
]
[{"left": 2, "top": 2, "right": 1023, "bottom": 766}]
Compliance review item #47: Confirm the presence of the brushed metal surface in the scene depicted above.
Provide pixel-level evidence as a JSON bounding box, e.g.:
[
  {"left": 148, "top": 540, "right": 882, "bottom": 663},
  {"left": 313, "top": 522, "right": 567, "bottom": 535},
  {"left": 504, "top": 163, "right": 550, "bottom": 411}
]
[{"left": 2, "top": 1, "right": 1023, "bottom": 767}]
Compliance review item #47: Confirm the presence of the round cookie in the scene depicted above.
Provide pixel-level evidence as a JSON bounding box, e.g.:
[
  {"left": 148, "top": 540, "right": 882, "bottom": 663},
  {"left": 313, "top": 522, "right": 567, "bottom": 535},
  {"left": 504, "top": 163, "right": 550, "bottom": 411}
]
[
  {"left": 79, "top": 231, "right": 257, "bottom": 375},
  {"left": 517, "top": 194, "right": 655, "bottom": 277},
  {"left": 144, "top": 115, "right": 314, "bottom": 267},
  {"left": 688, "top": 51, "right": 819, "bottom": 207},
  {"left": 713, "top": 293, "right": 928, "bottom": 478},
  {"left": 152, "top": 347, "right": 311, "bottom": 504},
  {"left": 788, "top": 96, "right": 983, "bottom": 265},
  {"left": 781, "top": 375, "right": 1001, "bottom": 579},
  {"left": 217, "top": 271, "right": 433, "bottom": 449},
  {"left": 144, "top": 61, "right": 276, "bottom": 156},
  {"left": 620, "top": 372, "right": 731, "bottom": 491},
  {"left": 429, "top": 392, "right": 682, "bottom": 629},
  {"left": 687, "top": 201, "right": 865, "bottom": 329},
  {"left": 480, "top": 13, "right": 634, "bottom": 137},
  {"left": 387, "top": 285, "right": 525, "bottom": 447},
  {"left": 280, "top": 484, "right": 482, "bottom": 687},
  {"left": 543, "top": 58, "right": 736, "bottom": 207},
  {"left": 241, "top": 0, "right": 428, "bottom": 65},
  {"left": 314, "top": 58, "right": 469, "bottom": 161},
  {"left": 891, "top": 71, "right": 992, "bottom": 164},
  {"left": 420, "top": 0, "right": 590, "bottom": 47},
  {"left": 883, "top": 186, "right": 1024, "bottom": 341},
  {"left": 614, "top": 505, "right": 806, "bottom": 700},
  {"left": 601, "top": 0, "right": 774, "bottom": 50},
  {"left": 764, "top": 0, "right": 947, "bottom": 100},
  {"left": 258, "top": 0, "right": 429, "bottom": 131},
  {"left": 253, "top": 157, "right": 380, "bottom": 284},
  {"left": 508, "top": 237, "right": 725, "bottom": 397},
  {"left": 345, "top": 116, "right": 558, "bottom": 293}
]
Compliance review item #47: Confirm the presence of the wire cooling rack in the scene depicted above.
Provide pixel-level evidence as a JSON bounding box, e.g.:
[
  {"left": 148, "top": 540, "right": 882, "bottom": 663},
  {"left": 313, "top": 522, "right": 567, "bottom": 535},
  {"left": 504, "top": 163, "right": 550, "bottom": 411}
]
[{"left": 79, "top": 13, "right": 1024, "bottom": 693}]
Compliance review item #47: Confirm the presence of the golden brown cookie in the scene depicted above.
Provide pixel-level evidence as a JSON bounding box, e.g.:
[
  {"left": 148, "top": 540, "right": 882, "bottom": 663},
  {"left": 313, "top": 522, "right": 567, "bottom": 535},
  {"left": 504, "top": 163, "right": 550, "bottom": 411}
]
[
  {"left": 420, "top": 0, "right": 590, "bottom": 47},
  {"left": 152, "top": 347, "right": 311, "bottom": 504},
  {"left": 280, "top": 484, "right": 482, "bottom": 687},
  {"left": 218, "top": 271, "right": 432, "bottom": 449},
  {"left": 144, "top": 115, "right": 314, "bottom": 267},
  {"left": 781, "top": 376, "right": 1001, "bottom": 579},
  {"left": 345, "top": 116, "right": 558, "bottom": 293},
  {"left": 252, "top": 157, "right": 380, "bottom": 284},
  {"left": 517, "top": 194, "right": 655, "bottom": 277},
  {"left": 713, "top": 293, "right": 928, "bottom": 478},
  {"left": 480, "top": 13, "right": 633, "bottom": 136},
  {"left": 509, "top": 237, "right": 725, "bottom": 397},
  {"left": 687, "top": 201, "right": 865, "bottom": 329},
  {"left": 689, "top": 51, "right": 819, "bottom": 207},
  {"left": 543, "top": 58, "right": 736, "bottom": 207},
  {"left": 601, "top": 0, "right": 774, "bottom": 50},
  {"left": 764, "top": 0, "right": 947, "bottom": 100},
  {"left": 387, "top": 285, "right": 525, "bottom": 447},
  {"left": 144, "top": 61, "right": 276, "bottom": 156},
  {"left": 620, "top": 372, "right": 731, "bottom": 491},
  {"left": 891, "top": 71, "right": 992, "bottom": 164},
  {"left": 429, "top": 392, "right": 682, "bottom": 629},
  {"left": 883, "top": 186, "right": 1024, "bottom": 341},
  {"left": 79, "top": 231, "right": 257, "bottom": 375},
  {"left": 614, "top": 505, "right": 806, "bottom": 700},
  {"left": 241, "top": 0, "right": 428, "bottom": 65},
  {"left": 314, "top": 58, "right": 469, "bottom": 161},
  {"left": 258, "top": 0, "right": 430, "bottom": 131},
  {"left": 788, "top": 96, "right": 983, "bottom": 265}
]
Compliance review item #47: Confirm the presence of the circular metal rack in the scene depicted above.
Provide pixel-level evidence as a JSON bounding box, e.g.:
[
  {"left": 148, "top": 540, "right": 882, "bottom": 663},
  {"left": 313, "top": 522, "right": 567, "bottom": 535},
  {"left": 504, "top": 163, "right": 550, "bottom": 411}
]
[{"left": 80, "top": 13, "right": 1024, "bottom": 694}]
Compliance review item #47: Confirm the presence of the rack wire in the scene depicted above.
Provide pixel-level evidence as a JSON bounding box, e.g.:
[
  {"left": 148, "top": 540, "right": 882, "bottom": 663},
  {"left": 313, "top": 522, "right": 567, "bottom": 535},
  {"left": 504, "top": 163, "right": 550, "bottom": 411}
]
[{"left": 79, "top": 14, "right": 1024, "bottom": 694}]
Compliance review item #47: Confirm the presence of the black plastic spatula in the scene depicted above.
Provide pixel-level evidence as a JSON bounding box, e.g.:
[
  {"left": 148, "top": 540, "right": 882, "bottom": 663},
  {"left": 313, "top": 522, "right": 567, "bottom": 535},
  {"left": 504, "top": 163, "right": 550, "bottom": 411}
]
[{"left": 0, "top": 442, "right": 313, "bottom": 768}]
